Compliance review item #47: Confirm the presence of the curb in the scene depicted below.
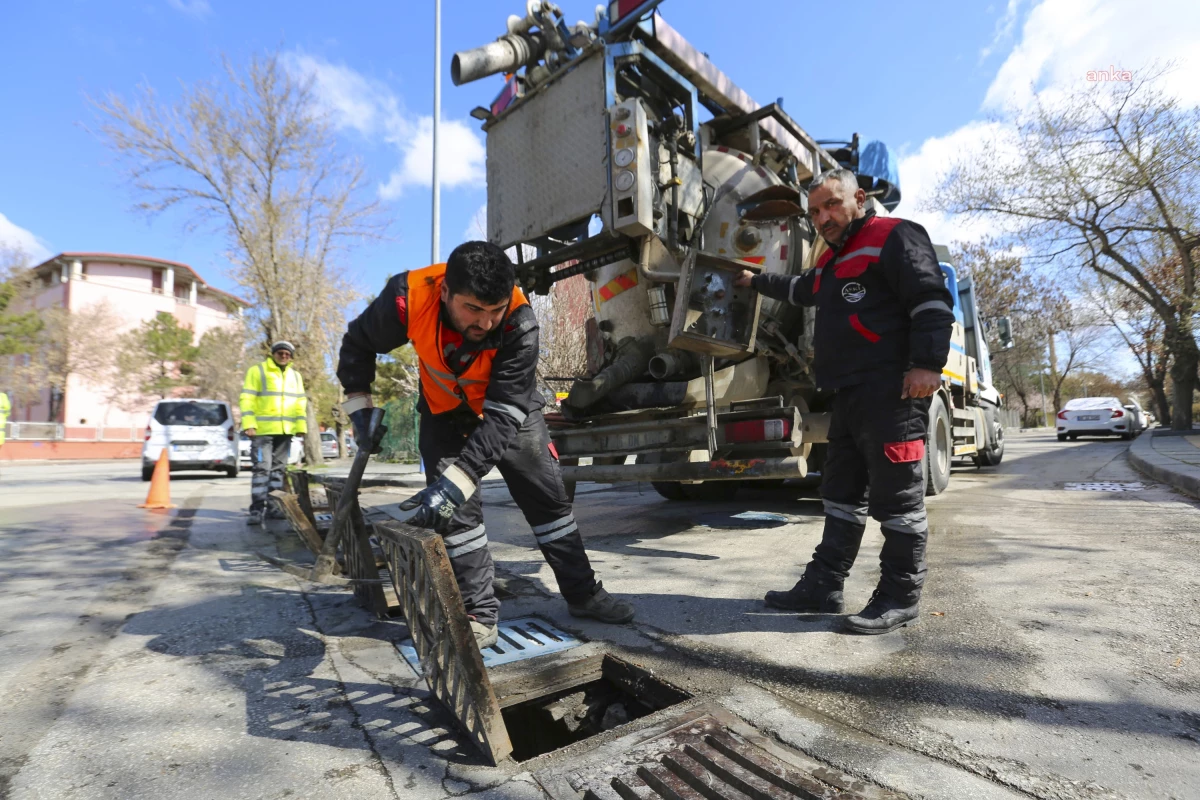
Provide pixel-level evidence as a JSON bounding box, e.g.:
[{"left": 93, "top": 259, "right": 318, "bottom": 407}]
[{"left": 1127, "top": 431, "right": 1200, "bottom": 500}]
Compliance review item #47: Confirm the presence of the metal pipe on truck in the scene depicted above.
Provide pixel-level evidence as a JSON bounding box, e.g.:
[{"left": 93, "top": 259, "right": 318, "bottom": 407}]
[{"left": 451, "top": 33, "right": 546, "bottom": 86}]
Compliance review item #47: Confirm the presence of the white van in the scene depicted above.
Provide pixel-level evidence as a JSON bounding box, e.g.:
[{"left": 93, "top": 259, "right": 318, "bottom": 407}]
[{"left": 142, "top": 398, "right": 239, "bottom": 481}]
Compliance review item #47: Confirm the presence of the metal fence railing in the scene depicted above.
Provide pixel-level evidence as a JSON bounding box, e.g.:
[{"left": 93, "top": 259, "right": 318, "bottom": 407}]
[
  {"left": 4, "top": 423, "right": 144, "bottom": 442},
  {"left": 378, "top": 396, "right": 421, "bottom": 463}
]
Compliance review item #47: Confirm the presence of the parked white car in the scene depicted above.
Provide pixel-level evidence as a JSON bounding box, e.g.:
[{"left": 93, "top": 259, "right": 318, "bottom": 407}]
[
  {"left": 319, "top": 430, "right": 358, "bottom": 460},
  {"left": 142, "top": 399, "right": 239, "bottom": 481},
  {"left": 238, "top": 432, "right": 304, "bottom": 466},
  {"left": 1056, "top": 396, "right": 1145, "bottom": 441}
]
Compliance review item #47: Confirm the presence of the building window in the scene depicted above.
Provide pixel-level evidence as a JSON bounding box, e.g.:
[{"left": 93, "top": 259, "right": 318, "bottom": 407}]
[
  {"left": 175, "top": 282, "right": 190, "bottom": 304},
  {"left": 151, "top": 270, "right": 163, "bottom": 293}
]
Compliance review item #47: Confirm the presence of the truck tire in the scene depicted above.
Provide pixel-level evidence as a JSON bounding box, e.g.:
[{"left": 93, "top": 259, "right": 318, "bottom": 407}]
[
  {"left": 141, "top": 464, "right": 155, "bottom": 482},
  {"left": 975, "top": 407, "right": 1005, "bottom": 467},
  {"left": 925, "top": 395, "right": 952, "bottom": 496}
]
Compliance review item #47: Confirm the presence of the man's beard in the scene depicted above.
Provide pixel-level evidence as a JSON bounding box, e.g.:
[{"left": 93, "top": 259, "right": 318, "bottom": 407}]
[
  {"left": 447, "top": 308, "right": 488, "bottom": 342},
  {"left": 821, "top": 223, "right": 851, "bottom": 249}
]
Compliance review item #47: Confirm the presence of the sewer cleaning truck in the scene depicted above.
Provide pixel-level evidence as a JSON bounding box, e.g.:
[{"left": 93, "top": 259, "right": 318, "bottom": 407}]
[{"left": 452, "top": 0, "right": 1006, "bottom": 500}]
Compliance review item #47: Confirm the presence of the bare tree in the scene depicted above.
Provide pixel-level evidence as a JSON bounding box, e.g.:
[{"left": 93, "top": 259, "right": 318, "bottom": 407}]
[
  {"left": 10, "top": 302, "right": 120, "bottom": 420},
  {"left": 529, "top": 273, "right": 591, "bottom": 400},
  {"left": 1087, "top": 277, "right": 1172, "bottom": 424},
  {"left": 193, "top": 324, "right": 250, "bottom": 408},
  {"left": 93, "top": 50, "right": 383, "bottom": 462},
  {"left": 1045, "top": 301, "right": 1111, "bottom": 414},
  {"left": 953, "top": 240, "right": 1063, "bottom": 425},
  {"left": 935, "top": 68, "right": 1200, "bottom": 428}
]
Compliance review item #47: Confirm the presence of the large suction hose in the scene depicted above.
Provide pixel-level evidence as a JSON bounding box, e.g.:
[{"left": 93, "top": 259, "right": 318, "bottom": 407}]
[
  {"left": 565, "top": 335, "right": 656, "bottom": 410},
  {"left": 452, "top": 33, "right": 546, "bottom": 86},
  {"left": 648, "top": 350, "right": 701, "bottom": 380}
]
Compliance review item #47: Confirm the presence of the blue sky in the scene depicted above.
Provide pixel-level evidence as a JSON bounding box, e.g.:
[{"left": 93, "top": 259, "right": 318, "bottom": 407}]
[{"left": 2, "top": 0, "right": 1197, "bottom": 309}]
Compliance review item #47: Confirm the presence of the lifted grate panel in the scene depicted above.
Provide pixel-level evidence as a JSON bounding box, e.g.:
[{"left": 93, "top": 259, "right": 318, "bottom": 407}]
[
  {"left": 372, "top": 519, "right": 513, "bottom": 765},
  {"left": 397, "top": 616, "right": 583, "bottom": 670}
]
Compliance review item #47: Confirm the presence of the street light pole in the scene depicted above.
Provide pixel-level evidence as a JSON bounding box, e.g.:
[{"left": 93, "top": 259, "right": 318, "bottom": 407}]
[{"left": 431, "top": 0, "right": 442, "bottom": 264}]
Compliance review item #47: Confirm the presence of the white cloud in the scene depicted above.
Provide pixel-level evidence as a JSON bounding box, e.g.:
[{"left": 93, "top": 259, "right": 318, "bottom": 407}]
[
  {"left": 897, "top": 122, "right": 1013, "bottom": 246},
  {"left": 0, "top": 213, "right": 52, "bottom": 264},
  {"left": 378, "top": 117, "right": 486, "bottom": 200},
  {"left": 285, "top": 52, "right": 400, "bottom": 136},
  {"left": 285, "top": 52, "right": 486, "bottom": 201},
  {"left": 984, "top": 0, "right": 1200, "bottom": 111},
  {"left": 900, "top": 0, "right": 1200, "bottom": 246},
  {"left": 166, "top": 0, "right": 210, "bottom": 20},
  {"left": 979, "top": 0, "right": 1024, "bottom": 62}
]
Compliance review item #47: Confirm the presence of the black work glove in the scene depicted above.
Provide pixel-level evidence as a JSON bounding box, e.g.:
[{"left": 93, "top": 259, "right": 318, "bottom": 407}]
[
  {"left": 399, "top": 472, "right": 469, "bottom": 531},
  {"left": 349, "top": 407, "right": 382, "bottom": 454}
]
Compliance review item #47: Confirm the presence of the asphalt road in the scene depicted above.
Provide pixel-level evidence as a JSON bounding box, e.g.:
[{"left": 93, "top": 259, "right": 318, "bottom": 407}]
[{"left": 0, "top": 433, "right": 1196, "bottom": 799}]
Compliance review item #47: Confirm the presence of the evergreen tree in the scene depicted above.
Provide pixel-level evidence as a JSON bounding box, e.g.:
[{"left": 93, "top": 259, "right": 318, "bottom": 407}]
[{"left": 116, "top": 312, "right": 199, "bottom": 399}]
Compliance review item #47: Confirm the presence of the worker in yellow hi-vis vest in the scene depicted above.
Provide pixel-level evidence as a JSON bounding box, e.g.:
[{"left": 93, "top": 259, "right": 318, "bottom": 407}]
[
  {"left": 239, "top": 342, "right": 307, "bottom": 525},
  {"left": 0, "top": 391, "right": 10, "bottom": 448}
]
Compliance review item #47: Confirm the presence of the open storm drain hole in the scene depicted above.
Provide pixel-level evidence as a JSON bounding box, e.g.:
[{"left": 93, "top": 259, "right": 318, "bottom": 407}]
[{"left": 496, "top": 654, "right": 691, "bottom": 762}]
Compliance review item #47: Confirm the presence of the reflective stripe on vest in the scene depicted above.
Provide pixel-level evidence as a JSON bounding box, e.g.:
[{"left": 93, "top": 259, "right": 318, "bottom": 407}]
[{"left": 405, "top": 263, "right": 529, "bottom": 416}]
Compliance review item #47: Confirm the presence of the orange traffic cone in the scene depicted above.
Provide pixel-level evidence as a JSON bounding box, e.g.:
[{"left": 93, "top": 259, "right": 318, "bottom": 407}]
[{"left": 139, "top": 448, "right": 176, "bottom": 509}]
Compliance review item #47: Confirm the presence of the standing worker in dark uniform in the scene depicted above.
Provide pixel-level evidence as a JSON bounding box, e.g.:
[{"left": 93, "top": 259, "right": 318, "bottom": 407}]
[
  {"left": 337, "top": 241, "right": 635, "bottom": 648},
  {"left": 735, "top": 168, "right": 954, "bottom": 634}
]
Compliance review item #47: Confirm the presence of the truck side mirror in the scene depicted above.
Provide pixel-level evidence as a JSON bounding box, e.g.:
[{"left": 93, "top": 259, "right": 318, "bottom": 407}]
[{"left": 995, "top": 316, "right": 1014, "bottom": 350}]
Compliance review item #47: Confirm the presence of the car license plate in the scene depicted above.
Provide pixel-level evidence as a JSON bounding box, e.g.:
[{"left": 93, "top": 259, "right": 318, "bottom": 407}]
[
  {"left": 173, "top": 444, "right": 203, "bottom": 451},
  {"left": 1079, "top": 415, "right": 1101, "bottom": 421}
]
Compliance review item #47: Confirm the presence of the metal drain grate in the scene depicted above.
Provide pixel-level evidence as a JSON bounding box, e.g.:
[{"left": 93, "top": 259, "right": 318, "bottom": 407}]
[
  {"left": 397, "top": 616, "right": 582, "bottom": 670},
  {"left": 1064, "top": 482, "right": 1146, "bottom": 492},
  {"left": 544, "top": 709, "right": 899, "bottom": 800}
]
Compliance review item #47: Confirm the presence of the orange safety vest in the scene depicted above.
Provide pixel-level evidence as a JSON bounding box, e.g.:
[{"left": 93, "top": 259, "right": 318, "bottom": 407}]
[{"left": 406, "top": 263, "right": 529, "bottom": 416}]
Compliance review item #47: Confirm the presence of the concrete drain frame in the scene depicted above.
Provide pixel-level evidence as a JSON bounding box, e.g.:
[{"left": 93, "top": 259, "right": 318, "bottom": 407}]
[{"left": 374, "top": 519, "right": 901, "bottom": 797}]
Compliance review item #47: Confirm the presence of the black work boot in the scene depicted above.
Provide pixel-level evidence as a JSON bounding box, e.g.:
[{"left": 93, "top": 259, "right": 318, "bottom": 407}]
[
  {"left": 843, "top": 590, "right": 920, "bottom": 634},
  {"left": 568, "top": 581, "right": 636, "bottom": 624},
  {"left": 763, "top": 574, "right": 844, "bottom": 613}
]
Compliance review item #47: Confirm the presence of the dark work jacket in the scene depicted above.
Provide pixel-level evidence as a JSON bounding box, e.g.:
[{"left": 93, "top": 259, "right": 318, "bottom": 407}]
[
  {"left": 752, "top": 211, "right": 955, "bottom": 390},
  {"left": 337, "top": 272, "right": 544, "bottom": 483}
]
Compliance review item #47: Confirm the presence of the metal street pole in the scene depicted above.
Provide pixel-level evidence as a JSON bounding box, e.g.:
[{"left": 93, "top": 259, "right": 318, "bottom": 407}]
[{"left": 431, "top": 0, "right": 442, "bottom": 263}]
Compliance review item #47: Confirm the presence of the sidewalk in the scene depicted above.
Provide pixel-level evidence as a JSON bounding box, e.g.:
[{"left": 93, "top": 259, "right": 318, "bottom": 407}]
[{"left": 1128, "top": 427, "right": 1200, "bottom": 499}]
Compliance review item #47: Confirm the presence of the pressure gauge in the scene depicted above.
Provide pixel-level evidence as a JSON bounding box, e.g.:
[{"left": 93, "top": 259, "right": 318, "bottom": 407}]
[
  {"left": 614, "top": 147, "right": 635, "bottom": 167},
  {"left": 615, "top": 170, "right": 636, "bottom": 191}
]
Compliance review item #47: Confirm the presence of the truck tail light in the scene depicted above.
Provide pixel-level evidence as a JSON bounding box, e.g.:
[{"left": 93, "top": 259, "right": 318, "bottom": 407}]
[
  {"left": 144, "top": 425, "right": 152, "bottom": 441},
  {"left": 490, "top": 76, "right": 520, "bottom": 117},
  {"left": 611, "top": 0, "right": 651, "bottom": 21},
  {"left": 1057, "top": 411, "right": 1068, "bottom": 420},
  {"left": 1111, "top": 408, "right": 1124, "bottom": 418},
  {"left": 724, "top": 418, "right": 791, "bottom": 444},
  {"left": 227, "top": 427, "right": 236, "bottom": 441}
]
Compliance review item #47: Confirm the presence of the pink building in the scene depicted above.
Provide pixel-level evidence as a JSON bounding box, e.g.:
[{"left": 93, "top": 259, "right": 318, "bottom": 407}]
[{"left": 12, "top": 253, "right": 248, "bottom": 435}]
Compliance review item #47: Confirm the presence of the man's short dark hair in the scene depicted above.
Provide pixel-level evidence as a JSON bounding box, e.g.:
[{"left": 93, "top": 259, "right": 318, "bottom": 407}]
[{"left": 444, "top": 241, "right": 515, "bottom": 304}]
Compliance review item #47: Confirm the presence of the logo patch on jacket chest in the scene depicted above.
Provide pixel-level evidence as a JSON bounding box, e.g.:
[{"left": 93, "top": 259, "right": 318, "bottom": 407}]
[{"left": 841, "top": 281, "right": 867, "bottom": 303}]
